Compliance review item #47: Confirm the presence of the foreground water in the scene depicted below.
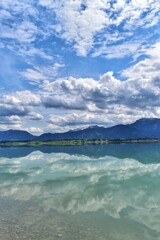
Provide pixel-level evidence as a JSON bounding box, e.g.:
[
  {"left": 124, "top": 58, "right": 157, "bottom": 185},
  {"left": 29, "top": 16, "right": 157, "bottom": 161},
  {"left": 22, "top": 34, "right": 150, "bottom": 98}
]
[{"left": 0, "top": 143, "right": 160, "bottom": 240}]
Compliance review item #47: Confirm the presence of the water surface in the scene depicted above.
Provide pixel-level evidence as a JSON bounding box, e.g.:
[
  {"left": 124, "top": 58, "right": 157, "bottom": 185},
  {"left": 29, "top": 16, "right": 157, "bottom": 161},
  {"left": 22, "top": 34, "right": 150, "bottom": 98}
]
[{"left": 0, "top": 144, "right": 160, "bottom": 239}]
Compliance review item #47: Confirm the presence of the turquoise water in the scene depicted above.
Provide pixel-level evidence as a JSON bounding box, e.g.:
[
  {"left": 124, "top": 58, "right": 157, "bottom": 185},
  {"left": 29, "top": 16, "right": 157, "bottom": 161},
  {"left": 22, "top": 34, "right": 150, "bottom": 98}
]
[{"left": 0, "top": 144, "right": 160, "bottom": 240}]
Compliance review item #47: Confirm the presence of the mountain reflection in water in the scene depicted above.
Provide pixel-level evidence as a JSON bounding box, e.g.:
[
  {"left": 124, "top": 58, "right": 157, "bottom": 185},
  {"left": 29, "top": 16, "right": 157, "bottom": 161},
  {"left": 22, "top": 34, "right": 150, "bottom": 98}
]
[{"left": 0, "top": 143, "right": 160, "bottom": 163}]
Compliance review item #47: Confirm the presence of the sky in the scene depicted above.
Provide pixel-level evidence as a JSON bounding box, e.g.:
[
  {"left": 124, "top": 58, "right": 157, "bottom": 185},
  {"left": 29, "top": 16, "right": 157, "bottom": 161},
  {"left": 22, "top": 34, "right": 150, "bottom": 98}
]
[{"left": 0, "top": 0, "right": 160, "bottom": 134}]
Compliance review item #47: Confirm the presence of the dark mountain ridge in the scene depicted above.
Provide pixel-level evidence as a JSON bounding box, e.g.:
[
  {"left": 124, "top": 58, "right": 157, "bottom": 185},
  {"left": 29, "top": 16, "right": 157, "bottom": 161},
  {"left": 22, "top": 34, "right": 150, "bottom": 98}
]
[
  {"left": 0, "top": 118, "right": 160, "bottom": 142},
  {"left": 0, "top": 129, "right": 35, "bottom": 142}
]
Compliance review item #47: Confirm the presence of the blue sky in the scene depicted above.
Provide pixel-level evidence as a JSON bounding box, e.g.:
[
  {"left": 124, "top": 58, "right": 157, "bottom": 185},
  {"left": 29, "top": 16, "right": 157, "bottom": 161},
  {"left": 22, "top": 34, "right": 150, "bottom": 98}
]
[{"left": 0, "top": 0, "right": 160, "bottom": 134}]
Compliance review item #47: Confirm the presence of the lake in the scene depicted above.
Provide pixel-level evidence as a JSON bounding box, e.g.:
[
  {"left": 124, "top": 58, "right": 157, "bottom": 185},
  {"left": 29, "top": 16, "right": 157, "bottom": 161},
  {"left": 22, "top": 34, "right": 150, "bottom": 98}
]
[{"left": 0, "top": 143, "right": 160, "bottom": 240}]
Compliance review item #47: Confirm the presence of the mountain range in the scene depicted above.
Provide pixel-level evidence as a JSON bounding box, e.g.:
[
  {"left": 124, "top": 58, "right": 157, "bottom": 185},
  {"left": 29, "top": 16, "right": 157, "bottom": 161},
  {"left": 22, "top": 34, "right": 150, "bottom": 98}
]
[{"left": 0, "top": 118, "right": 160, "bottom": 142}]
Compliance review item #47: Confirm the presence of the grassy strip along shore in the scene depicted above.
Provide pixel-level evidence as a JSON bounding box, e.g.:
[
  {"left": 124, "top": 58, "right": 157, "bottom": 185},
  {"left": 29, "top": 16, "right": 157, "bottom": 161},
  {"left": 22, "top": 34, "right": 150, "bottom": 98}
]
[{"left": 0, "top": 138, "right": 160, "bottom": 147}]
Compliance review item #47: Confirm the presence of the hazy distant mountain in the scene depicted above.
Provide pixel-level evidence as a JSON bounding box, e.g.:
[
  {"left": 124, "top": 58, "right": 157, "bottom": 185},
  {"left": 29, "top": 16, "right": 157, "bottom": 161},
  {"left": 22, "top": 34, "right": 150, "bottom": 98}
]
[
  {"left": 130, "top": 118, "right": 160, "bottom": 138},
  {"left": 0, "top": 118, "right": 160, "bottom": 142},
  {"left": 36, "top": 118, "right": 160, "bottom": 141},
  {"left": 0, "top": 129, "right": 35, "bottom": 142}
]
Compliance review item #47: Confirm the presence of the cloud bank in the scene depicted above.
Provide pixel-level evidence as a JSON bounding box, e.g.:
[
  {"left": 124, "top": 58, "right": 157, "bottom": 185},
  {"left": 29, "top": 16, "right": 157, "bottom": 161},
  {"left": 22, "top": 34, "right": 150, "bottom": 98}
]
[{"left": 0, "top": 0, "right": 159, "bottom": 132}]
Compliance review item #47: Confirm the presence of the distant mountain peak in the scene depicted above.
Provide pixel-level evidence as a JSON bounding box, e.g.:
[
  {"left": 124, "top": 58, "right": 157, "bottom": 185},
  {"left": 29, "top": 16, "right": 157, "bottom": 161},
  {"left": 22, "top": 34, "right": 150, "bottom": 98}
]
[
  {"left": 135, "top": 118, "right": 159, "bottom": 123},
  {"left": 0, "top": 129, "right": 34, "bottom": 142},
  {"left": 0, "top": 118, "right": 160, "bottom": 141},
  {"left": 86, "top": 125, "right": 104, "bottom": 129}
]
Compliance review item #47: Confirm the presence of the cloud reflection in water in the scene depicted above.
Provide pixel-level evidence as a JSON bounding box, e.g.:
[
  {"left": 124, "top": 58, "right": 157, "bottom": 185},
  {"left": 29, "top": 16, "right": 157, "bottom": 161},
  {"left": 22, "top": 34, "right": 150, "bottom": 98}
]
[{"left": 0, "top": 148, "right": 160, "bottom": 234}]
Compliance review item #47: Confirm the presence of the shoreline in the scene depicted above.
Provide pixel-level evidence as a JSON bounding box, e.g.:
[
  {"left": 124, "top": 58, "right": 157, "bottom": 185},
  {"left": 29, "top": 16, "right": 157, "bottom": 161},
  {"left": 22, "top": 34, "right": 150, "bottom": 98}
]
[{"left": 0, "top": 138, "right": 160, "bottom": 147}]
